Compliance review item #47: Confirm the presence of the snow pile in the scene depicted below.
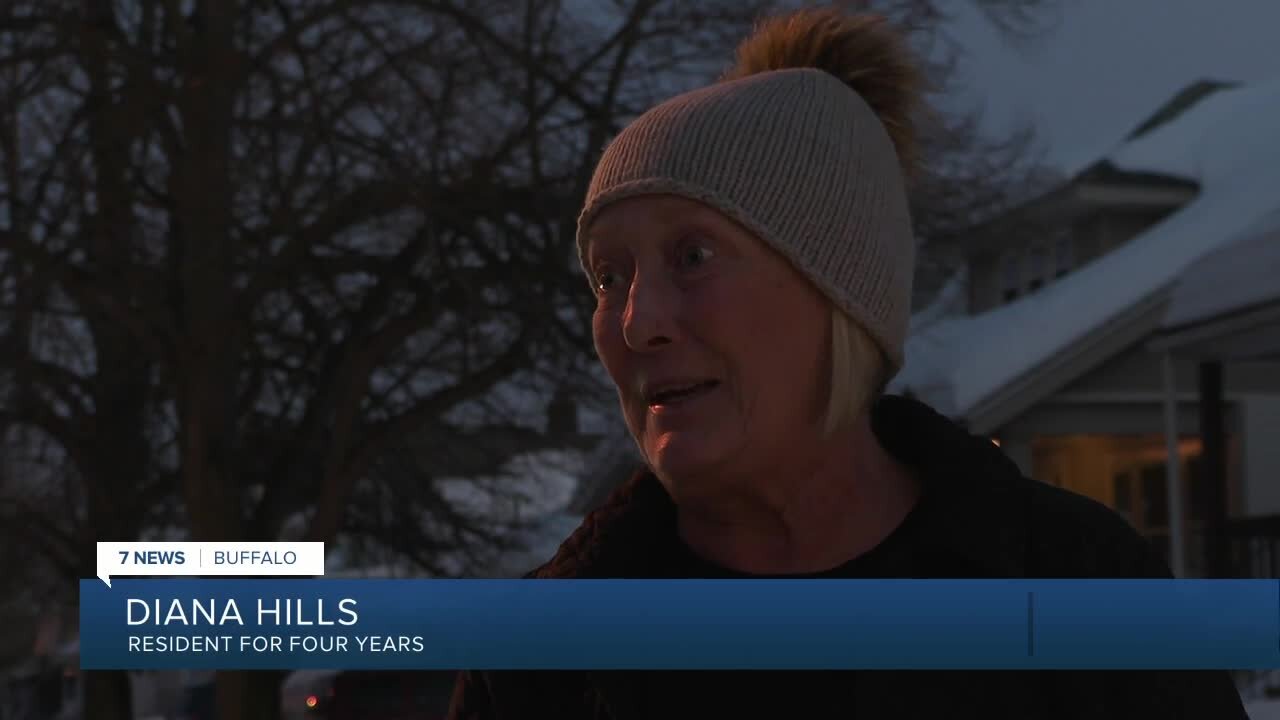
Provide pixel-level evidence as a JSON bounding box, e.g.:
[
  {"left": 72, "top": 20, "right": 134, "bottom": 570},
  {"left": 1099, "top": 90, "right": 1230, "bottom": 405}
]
[{"left": 892, "top": 79, "right": 1280, "bottom": 418}]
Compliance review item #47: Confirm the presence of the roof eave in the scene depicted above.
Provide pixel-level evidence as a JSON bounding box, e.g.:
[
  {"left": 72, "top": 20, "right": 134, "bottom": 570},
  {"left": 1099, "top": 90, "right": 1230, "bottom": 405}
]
[
  {"left": 1148, "top": 300, "right": 1280, "bottom": 361},
  {"left": 964, "top": 287, "right": 1173, "bottom": 435}
]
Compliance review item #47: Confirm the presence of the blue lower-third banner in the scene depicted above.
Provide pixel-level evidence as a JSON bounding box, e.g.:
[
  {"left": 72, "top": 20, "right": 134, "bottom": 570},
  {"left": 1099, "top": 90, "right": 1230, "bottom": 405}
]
[{"left": 79, "top": 579, "right": 1280, "bottom": 670}]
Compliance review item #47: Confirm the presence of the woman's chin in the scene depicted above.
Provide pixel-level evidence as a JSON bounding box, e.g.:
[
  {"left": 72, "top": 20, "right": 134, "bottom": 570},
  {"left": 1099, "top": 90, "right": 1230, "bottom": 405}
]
[{"left": 646, "top": 433, "right": 733, "bottom": 490}]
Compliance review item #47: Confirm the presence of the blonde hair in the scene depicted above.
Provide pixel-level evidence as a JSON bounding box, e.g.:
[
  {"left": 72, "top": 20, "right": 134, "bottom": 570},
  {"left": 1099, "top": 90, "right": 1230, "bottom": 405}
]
[{"left": 824, "top": 307, "right": 887, "bottom": 435}]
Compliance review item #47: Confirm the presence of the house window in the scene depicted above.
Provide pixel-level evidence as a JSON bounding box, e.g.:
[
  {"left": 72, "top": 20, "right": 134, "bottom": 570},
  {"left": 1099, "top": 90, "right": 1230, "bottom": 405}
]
[
  {"left": 1001, "top": 252, "right": 1020, "bottom": 302},
  {"left": 1055, "top": 235, "right": 1074, "bottom": 278},
  {"left": 1027, "top": 246, "right": 1048, "bottom": 291},
  {"left": 1033, "top": 434, "right": 1224, "bottom": 576}
]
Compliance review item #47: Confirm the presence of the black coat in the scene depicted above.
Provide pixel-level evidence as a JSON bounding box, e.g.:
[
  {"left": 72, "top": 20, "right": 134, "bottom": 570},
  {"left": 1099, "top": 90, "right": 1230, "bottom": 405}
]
[{"left": 447, "top": 395, "right": 1248, "bottom": 719}]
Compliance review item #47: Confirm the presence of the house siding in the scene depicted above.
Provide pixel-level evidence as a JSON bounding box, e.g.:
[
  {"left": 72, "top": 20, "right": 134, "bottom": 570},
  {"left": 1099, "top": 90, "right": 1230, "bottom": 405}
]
[
  {"left": 1002, "top": 401, "right": 1214, "bottom": 438},
  {"left": 1242, "top": 394, "right": 1280, "bottom": 516},
  {"left": 996, "top": 341, "right": 1280, "bottom": 520},
  {"left": 1058, "top": 343, "right": 1280, "bottom": 396}
]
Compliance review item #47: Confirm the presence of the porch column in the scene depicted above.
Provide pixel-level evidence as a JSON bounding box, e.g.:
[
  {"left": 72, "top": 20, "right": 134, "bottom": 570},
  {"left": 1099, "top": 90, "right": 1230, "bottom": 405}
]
[
  {"left": 1162, "top": 353, "right": 1186, "bottom": 578},
  {"left": 1199, "top": 361, "right": 1229, "bottom": 576}
]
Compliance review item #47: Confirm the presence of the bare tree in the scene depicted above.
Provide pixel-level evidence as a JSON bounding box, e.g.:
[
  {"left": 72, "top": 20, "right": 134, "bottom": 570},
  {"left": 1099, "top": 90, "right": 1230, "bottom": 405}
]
[
  {"left": 841, "top": 0, "right": 1065, "bottom": 305},
  {"left": 0, "top": 1, "right": 1057, "bottom": 719},
  {"left": 0, "top": 1, "right": 772, "bottom": 718}
]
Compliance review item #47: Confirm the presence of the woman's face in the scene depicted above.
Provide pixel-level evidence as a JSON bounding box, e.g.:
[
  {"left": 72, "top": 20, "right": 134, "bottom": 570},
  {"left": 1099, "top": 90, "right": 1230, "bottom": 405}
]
[{"left": 587, "top": 195, "right": 832, "bottom": 501}]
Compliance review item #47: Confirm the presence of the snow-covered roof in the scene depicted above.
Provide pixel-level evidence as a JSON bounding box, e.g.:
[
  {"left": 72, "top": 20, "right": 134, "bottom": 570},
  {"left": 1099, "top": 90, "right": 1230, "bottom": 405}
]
[
  {"left": 1161, "top": 212, "right": 1280, "bottom": 329},
  {"left": 891, "top": 79, "right": 1280, "bottom": 418}
]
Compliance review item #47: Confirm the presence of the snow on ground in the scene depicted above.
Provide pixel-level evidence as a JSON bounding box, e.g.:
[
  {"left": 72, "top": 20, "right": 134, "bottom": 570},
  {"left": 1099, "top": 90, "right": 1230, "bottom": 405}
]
[
  {"left": 1248, "top": 700, "right": 1280, "bottom": 720},
  {"left": 891, "top": 79, "right": 1280, "bottom": 417}
]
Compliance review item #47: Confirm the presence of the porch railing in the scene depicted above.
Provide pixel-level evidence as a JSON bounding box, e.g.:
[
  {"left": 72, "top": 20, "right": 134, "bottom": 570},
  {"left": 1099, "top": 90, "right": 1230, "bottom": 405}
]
[{"left": 1217, "top": 514, "right": 1280, "bottom": 578}]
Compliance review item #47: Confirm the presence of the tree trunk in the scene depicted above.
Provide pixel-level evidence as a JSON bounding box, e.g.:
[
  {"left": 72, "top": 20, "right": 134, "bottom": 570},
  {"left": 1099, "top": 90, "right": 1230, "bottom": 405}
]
[
  {"left": 216, "top": 669, "right": 286, "bottom": 720},
  {"left": 81, "top": 670, "right": 133, "bottom": 720}
]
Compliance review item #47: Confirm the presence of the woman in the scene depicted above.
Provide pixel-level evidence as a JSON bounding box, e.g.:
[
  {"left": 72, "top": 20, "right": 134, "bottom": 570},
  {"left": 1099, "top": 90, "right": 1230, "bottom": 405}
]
[{"left": 449, "top": 8, "right": 1247, "bottom": 719}]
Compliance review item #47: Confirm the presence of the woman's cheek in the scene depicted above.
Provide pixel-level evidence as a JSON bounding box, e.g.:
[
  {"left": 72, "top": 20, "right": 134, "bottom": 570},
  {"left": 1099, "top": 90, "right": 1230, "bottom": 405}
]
[
  {"left": 592, "top": 312, "right": 635, "bottom": 407},
  {"left": 591, "top": 307, "right": 620, "bottom": 359}
]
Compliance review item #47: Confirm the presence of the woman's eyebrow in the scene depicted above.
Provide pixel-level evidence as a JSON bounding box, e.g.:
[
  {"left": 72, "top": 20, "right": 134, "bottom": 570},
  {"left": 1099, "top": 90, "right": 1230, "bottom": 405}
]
[
  {"left": 584, "top": 234, "right": 611, "bottom": 261},
  {"left": 586, "top": 223, "right": 636, "bottom": 257}
]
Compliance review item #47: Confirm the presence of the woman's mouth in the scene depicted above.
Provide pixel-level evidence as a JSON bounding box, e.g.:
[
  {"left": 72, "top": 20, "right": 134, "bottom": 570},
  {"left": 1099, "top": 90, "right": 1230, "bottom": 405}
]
[{"left": 645, "top": 379, "right": 721, "bottom": 408}]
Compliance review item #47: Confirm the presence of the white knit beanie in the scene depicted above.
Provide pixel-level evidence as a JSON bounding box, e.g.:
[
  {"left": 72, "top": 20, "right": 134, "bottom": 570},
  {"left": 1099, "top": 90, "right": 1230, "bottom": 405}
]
[{"left": 576, "top": 11, "right": 920, "bottom": 376}]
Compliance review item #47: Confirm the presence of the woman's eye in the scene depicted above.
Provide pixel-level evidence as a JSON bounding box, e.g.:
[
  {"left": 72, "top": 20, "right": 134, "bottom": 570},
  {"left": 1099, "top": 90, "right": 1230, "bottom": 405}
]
[
  {"left": 679, "top": 244, "right": 714, "bottom": 268},
  {"left": 594, "top": 270, "right": 620, "bottom": 294}
]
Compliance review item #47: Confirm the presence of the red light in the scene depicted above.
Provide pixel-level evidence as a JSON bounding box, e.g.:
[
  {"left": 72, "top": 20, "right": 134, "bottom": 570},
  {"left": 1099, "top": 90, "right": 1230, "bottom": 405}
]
[{"left": 305, "top": 695, "right": 318, "bottom": 708}]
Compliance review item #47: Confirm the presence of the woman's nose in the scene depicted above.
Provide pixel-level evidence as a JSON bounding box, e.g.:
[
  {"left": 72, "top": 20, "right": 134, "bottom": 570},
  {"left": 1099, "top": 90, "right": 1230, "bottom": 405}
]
[{"left": 621, "top": 274, "right": 676, "bottom": 352}]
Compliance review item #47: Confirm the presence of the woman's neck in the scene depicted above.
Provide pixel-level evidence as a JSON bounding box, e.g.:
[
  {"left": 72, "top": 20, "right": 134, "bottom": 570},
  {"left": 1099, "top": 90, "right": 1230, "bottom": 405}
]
[{"left": 672, "top": 415, "right": 921, "bottom": 575}]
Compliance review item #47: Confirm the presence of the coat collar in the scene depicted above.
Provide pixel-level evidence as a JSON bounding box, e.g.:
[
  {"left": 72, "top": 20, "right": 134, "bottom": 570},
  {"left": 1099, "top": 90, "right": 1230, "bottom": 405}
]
[{"left": 532, "top": 394, "right": 1034, "bottom": 580}]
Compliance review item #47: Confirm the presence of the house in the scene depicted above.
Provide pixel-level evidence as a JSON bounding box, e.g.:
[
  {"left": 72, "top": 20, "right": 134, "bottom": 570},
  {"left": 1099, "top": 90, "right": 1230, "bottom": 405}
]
[
  {"left": 1148, "top": 217, "right": 1280, "bottom": 577},
  {"left": 892, "top": 77, "right": 1280, "bottom": 576}
]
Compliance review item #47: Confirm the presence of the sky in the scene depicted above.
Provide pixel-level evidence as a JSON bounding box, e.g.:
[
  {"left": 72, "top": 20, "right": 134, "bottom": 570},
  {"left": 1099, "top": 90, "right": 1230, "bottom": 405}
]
[{"left": 949, "top": 0, "right": 1280, "bottom": 173}]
